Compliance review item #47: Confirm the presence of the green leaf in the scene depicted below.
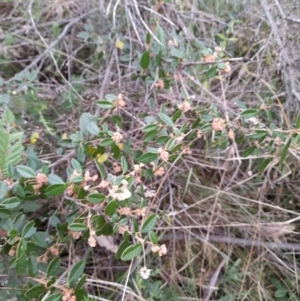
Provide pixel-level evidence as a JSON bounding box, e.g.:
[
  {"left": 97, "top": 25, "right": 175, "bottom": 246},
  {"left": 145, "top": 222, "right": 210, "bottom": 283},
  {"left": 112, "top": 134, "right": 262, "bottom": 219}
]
[
  {"left": 240, "top": 109, "right": 258, "bottom": 119},
  {"left": 47, "top": 257, "right": 61, "bottom": 277},
  {"left": 67, "top": 223, "right": 88, "bottom": 232},
  {"left": 67, "top": 259, "right": 86, "bottom": 284},
  {"left": 242, "top": 146, "right": 256, "bottom": 157},
  {"left": 279, "top": 137, "right": 291, "bottom": 165},
  {"left": 47, "top": 174, "right": 65, "bottom": 184},
  {"left": 172, "top": 110, "right": 182, "bottom": 122},
  {"left": 16, "top": 259, "right": 27, "bottom": 274},
  {"left": 22, "top": 221, "right": 37, "bottom": 238},
  {"left": 100, "top": 138, "right": 114, "bottom": 146},
  {"left": 120, "top": 156, "right": 128, "bottom": 173},
  {"left": 87, "top": 193, "right": 105, "bottom": 204},
  {"left": 158, "top": 112, "right": 174, "bottom": 127},
  {"left": 105, "top": 200, "right": 117, "bottom": 215},
  {"left": 142, "top": 124, "right": 158, "bottom": 133},
  {"left": 16, "top": 239, "right": 27, "bottom": 259},
  {"left": 25, "top": 285, "right": 45, "bottom": 299},
  {"left": 141, "top": 213, "right": 157, "bottom": 233},
  {"left": 137, "top": 153, "right": 158, "bottom": 164},
  {"left": 121, "top": 242, "right": 142, "bottom": 261},
  {"left": 71, "top": 158, "right": 82, "bottom": 173},
  {"left": 0, "top": 207, "right": 11, "bottom": 218},
  {"left": 97, "top": 100, "right": 114, "bottom": 109},
  {"left": 115, "top": 238, "right": 129, "bottom": 260},
  {"left": 143, "top": 130, "right": 158, "bottom": 143},
  {"left": 0, "top": 181, "right": 7, "bottom": 199},
  {"left": 149, "top": 231, "right": 158, "bottom": 244},
  {"left": 2, "top": 197, "right": 20, "bottom": 209},
  {"left": 86, "top": 122, "right": 100, "bottom": 135},
  {"left": 28, "top": 255, "right": 38, "bottom": 277},
  {"left": 258, "top": 158, "right": 272, "bottom": 172},
  {"left": 45, "top": 184, "right": 68, "bottom": 196},
  {"left": 31, "top": 231, "right": 51, "bottom": 248},
  {"left": 17, "top": 165, "right": 35, "bottom": 178},
  {"left": 171, "top": 48, "right": 185, "bottom": 59},
  {"left": 43, "top": 293, "right": 62, "bottom": 301},
  {"left": 75, "top": 275, "right": 86, "bottom": 291},
  {"left": 296, "top": 113, "right": 300, "bottom": 129},
  {"left": 140, "top": 51, "right": 150, "bottom": 69}
]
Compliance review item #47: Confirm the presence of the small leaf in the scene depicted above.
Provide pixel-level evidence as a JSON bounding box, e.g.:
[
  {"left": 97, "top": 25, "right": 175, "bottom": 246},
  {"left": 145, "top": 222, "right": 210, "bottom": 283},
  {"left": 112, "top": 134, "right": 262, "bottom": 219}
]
[
  {"left": 67, "top": 259, "right": 86, "bottom": 284},
  {"left": 47, "top": 257, "right": 61, "bottom": 277},
  {"left": 74, "top": 275, "right": 86, "bottom": 291},
  {"left": 158, "top": 112, "right": 174, "bottom": 127},
  {"left": 16, "top": 259, "right": 27, "bottom": 274},
  {"left": 171, "top": 48, "right": 185, "bottom": 59},
  {"left": 0, "top": 207, "right": 11, "bottom": 218},
  {"left": 296, "top": 113, "right": 300, "bottom": 129},
  {"left": 140, "top": 51, "right": 150, "bottom": 69},
  {"left": 96, "top": 153, "right": 108, "bottom": 163},
  {"left": 258, "top": 158, "right": 272, "bottom": 172},
  {"left": 141, "top": 213, "right": 157, "bottom": 233},
  {"left": 0, "top": 181, "right": 8, "bottom": 199},
  {"left": 86, "top": 122, "right": 100, "bottom": 135},
  {"left": 2, "top": 197, "right": 20, "bottom": 209},
  {"left": 105, "top": 200, "right": 117, "bottom": 216},
  {"left": 22, "top": 221, "right": 37, "bottom": 238},
  {"left": 149, "top": 231, "right": 158, "bottom": 244},
  {"left": 121, "top": 242, "right": 142, "bottom": 261},
  {"left": 43, "top": 293, "right": 62, "bottom": 301},
  {"left": 28, "top": 255, "right": 38, "bottom": 277},
  {"left": 279, "top": 137, "right": 291, "bottom": 165},
  {"left": 241, "top": 109, "right": 258, "bottom": 119},
  {"left": 242, "top": 146, "right": 256, "bottom": 157},
  {"left": 142, "top": 124, "right": 158, "bottom": 133},
  {"left": 67, "top": 223, "right": 88, "bottom": 232},
  {"left": 45, "top": 184, "right": 68, "bottom": 196},
  {"left": 87, "top": 193, "right": 105, "bottom": 204},
  {"left": 96, "top": 100, "right": 114, "bottom": 109},
  {"left": 121, "top": 156, "right": 128, "bottom": 173},
  {"left": 25, "top": 285, "right": 45, "bottom": 299},
  {"left": 143, "top": 130, "right": 158, "bottom": 143},
  {"left": 71, "top": 158, "right": 82, "bottom": 173},
  {"left": 138, "top": 153, "right": 158, "bottom": 164},
  {"left": 17, "top": 165, "right": 35, "bottom": 178},
  {"left": 115, "top": 238, "right": 129, "bottom": 260}
]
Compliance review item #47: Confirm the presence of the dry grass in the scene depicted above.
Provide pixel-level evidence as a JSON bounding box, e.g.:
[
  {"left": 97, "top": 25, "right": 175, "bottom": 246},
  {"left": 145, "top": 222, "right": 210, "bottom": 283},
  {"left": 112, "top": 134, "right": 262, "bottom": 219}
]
[{"left": 1, "top": 0, "right": 300, "bottom": 300}]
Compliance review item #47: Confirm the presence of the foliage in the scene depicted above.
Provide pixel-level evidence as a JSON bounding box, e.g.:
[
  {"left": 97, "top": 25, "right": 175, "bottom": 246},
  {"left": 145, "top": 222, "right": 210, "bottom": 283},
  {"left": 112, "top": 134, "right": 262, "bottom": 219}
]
[{"left": 1, "top": 0, "right": 300, "bottom": 300}]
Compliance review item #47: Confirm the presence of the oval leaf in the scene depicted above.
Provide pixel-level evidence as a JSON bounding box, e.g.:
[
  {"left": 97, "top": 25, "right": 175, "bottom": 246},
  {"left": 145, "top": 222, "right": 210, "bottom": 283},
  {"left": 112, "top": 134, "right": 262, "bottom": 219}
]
[
  {"left": 45, "top": 184, "right": 68, "bottom": 196},
  {"left": 141, "top": 213, "right": 157, "bottom": 233},
  {"left": 67, "top": 259, "right": 86, "bottom": 284},
  {"left": 87, "top": 193, "right": 105, "bottom": 204},
  {"left": 47, "top": 257, "right": 61, "bottom": 277},
  {"left": 17, "top": 166, "right": 35, "bottom": 178},
  {"left": 138, "top": 153, "right": 158, "bottom": 164},
  {"left": 158, "top": 112, "right": 174, "bottom": 127},
  {"left": 22, "top": 221, "right": 37, "bottom": 239},
  {"left": 140, "top": 51, "right": 150, "bottom": 69},
  {"left": 67, "top": 223, "right": 88, "bottom": 232},
  {"left": 121, "top": 242, "right": 142, "bottom": 261}
]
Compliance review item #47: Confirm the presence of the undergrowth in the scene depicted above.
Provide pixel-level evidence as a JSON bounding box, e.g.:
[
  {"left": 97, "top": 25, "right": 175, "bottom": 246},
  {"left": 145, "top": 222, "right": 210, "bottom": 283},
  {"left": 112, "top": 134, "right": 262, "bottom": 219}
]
[{"left": 1, "top": 0, "right": 300, "bottom": 301}]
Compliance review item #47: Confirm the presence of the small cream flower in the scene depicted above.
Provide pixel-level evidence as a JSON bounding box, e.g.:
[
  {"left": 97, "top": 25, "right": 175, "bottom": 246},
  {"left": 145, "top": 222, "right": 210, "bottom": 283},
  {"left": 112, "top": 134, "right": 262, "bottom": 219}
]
[
  {"left": 109, "top": 181, "right": 131, "bottom": 201},
  {"left": 111, "top": 132, "right": 123, "bottom": 143},
  {"left": 178, "top": 101, "right": 191, "bottom": 113},
  {"left": 158, "top": 148, "right": 169, "bottom": 162},
  {"left": 88, "top": 236, "right": 97, "bottom": 247},
  {"left": 139, "top": 266, "right": 152, "bottom": 279},
  {"left": 159, "top": 244, "right": 167, "bottom": 256},
  {"left": 211, "top": 118, "right": 224, "bottom": 132},
  {"left": 153, "top": 166, "right": 164, "bottom": 177}
]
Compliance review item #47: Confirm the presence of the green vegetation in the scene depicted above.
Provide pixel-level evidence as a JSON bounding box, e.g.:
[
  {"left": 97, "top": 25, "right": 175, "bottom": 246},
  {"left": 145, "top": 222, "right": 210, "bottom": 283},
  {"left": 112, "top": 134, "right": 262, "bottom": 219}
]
[{"left": 1, "top": 0, "right": 300, "bottom": 300}]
